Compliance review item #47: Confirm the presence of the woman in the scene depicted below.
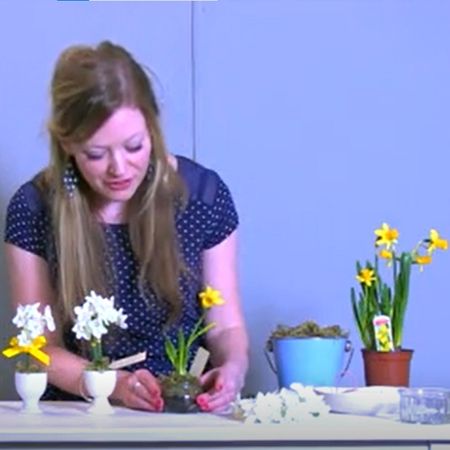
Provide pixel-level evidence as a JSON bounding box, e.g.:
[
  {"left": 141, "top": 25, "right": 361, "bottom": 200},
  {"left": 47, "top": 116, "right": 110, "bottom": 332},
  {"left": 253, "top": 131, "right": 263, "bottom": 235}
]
[{"left": 4, "top": 41, "right": 248, "bottom": 412}]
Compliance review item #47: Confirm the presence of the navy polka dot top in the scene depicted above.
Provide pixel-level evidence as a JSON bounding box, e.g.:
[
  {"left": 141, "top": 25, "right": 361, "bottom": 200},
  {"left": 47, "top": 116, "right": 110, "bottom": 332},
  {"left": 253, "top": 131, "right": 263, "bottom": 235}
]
[{"left": 4, "top": 155, "right": 238, "bottom": 400}]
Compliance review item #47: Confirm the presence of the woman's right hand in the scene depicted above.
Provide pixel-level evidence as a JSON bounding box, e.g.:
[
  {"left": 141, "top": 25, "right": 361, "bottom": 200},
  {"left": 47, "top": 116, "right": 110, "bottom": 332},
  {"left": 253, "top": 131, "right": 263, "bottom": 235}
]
[{"left": 114, "top": 368, "right": 164, "bottom": 412}]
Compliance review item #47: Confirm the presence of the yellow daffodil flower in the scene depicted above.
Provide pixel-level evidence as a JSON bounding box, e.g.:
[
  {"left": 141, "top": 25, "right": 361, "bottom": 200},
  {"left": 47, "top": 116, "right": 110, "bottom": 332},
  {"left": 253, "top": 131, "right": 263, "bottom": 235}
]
[
  {"left": 356, "top": 268, "right": 376, "bottom": 287},
  {"left": 415, "top": 255, "right": 432, "bottom": 265},
  {"left": 414, "top": 254, "right": 432, "bottom": 272},
  {"left": 374, "top": 223, "right": 399, "bottom": 250},
  {"left": 379, "top": 249, "right": 393, "bottom": 260},
  {"left": 199, "top": 286, "right": 225, "bottom": 309},
  {"left": 427, "top": 229, "right": 448, "bottom": 254},
  {"left": 379, "top": 248, "right": 394, "bottom": 267}
]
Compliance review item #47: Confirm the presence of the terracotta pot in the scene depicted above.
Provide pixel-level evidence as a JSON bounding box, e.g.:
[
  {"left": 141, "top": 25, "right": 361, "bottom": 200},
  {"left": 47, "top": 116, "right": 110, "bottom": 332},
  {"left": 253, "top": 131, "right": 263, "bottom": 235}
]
[{"left": 362, "top": 349, "right": 413, "bottom": 387}]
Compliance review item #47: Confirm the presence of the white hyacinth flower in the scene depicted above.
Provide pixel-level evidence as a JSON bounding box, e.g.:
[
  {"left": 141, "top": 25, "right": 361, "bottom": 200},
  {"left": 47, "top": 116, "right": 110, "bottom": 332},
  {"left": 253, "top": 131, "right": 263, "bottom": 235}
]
[
  {"left": 90, "top": 317, "right": 109, "bottom": 340},
  {"left": 233, "top": 383, "right": 330, "bottom": 424},
  {"left": 72, "top": 318, "right": 91, "bottom": 341},
  {"left": 43, "top": 305, "right": 56, "bottom": 332},
  {"left": 26, "top": 319, "right": 44, "bottom": 339},
  {"left": 251, "top": 392, "right": 284, "bottom": 424},
  {"left": 17, "top": 330, "right": 33, "bottom": 347},
  {"left": 13, "top": 303, "right": 40, "bottom": 328},
  {"left": 72, "top": 291, "right": 128, "bottom": 342},
  {"left": 11, "top": 302, "right": 56, "bottom": 346},
  {"left": 116, "top": 308, "right": 128, "bottom": 329}
]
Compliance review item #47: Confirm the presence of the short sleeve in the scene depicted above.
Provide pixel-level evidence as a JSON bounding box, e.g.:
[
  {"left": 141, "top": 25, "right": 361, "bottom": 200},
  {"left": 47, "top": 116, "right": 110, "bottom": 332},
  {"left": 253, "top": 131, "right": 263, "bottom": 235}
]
[
  {"left": 4, "top": 182, "right": 51, "bottom": 260},
  {"left": 203, "top": 175, "right": 239, "bottom": 250}
]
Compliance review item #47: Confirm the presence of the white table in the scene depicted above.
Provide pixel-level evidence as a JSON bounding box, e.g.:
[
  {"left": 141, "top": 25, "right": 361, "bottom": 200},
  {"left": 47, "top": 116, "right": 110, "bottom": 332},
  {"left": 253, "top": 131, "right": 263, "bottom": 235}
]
[{"left": 0, "top": 401, "right": 449, "bottom": 449}]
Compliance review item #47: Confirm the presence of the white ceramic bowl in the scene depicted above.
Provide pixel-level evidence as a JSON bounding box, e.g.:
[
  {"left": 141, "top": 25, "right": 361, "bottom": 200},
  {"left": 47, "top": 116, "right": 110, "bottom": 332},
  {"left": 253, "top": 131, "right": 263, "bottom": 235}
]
[{"left": 315, "top": 386, "right": 400, "bottom": 417}]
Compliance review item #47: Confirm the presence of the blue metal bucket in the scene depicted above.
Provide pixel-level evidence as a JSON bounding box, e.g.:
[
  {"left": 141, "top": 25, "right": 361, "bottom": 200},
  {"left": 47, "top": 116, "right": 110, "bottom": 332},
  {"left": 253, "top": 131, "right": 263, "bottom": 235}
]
[{"left": 265, "top": 337, "right": 353, "bottom": 388}]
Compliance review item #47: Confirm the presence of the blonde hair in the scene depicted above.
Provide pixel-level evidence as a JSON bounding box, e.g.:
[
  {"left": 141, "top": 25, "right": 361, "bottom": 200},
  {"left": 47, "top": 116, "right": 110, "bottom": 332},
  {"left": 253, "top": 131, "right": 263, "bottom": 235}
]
[{"left": 37, "top": 41, "right": 186, "bottom": 324}]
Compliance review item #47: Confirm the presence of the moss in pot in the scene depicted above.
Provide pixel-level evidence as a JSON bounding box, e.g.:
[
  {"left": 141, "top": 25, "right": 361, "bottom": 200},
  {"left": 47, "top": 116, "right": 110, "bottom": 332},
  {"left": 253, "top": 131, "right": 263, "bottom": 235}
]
[{"left": 266, "top": 320, "right": 349, "bottom": 352}]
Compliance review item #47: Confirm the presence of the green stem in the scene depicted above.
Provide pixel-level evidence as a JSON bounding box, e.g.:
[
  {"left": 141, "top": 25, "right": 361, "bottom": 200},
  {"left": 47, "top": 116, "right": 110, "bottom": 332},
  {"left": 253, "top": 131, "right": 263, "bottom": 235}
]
[
  {"left": 91, "top": 338, "right": 103, "bottom": 365},
  {"left": 392, "top": 251, "right": 398, "bottom": 288},
  {"left": 374, "top": 256, "right": 381, "bottom": 311}
]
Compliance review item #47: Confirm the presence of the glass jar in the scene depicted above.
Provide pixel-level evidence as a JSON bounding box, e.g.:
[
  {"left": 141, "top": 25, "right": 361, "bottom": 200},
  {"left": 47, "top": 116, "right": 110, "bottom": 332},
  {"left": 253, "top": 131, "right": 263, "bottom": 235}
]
[{"left": 399, "top": 388, "right": 450, "bottom": 425}]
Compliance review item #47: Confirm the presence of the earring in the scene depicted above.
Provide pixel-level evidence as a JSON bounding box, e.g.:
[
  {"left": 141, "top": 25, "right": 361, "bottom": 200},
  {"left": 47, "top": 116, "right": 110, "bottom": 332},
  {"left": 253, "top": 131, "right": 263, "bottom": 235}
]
[
  {"left": 62, "top": 160, "right": 79, "bottom": 197},
  {"left": 146, "top": 162, "right": 155, "bottom": 182}
]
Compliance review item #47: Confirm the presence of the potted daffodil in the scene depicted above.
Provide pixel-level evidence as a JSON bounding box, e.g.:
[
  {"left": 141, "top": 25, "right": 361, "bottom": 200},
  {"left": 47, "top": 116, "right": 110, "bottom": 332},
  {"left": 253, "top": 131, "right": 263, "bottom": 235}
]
[
  {"left": 72, "top": 290, "right": 128, "bottom": 414},
  {"left": 351, "top": 223, "right": 447, "bottom": 386},
  {"left": 2, "top": 303, "right": 55, "bottom": 413},
  {"left": 160, "top": 286, "right": 225, "bottom": 413}
]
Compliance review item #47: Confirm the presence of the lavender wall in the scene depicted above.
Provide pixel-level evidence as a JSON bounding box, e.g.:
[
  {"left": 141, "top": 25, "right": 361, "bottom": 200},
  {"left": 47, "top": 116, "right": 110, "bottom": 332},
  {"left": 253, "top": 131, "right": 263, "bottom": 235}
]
[{"left": 193, "top": 0, "right": 450, "bottom": 393}]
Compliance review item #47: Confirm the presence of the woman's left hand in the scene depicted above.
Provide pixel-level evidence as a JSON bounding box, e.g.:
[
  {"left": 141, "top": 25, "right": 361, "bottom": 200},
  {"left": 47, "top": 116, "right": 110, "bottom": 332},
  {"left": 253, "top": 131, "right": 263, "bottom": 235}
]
[{"left": 196, "top": 362, "right": 244, "bottom": 412}]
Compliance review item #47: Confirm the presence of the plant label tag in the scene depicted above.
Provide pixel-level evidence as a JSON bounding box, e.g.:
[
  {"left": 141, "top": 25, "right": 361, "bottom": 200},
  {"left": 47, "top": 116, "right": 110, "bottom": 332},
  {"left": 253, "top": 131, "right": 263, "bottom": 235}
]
[
  {"left": 373, "top": 315, "right": 394, "bottom": 352},
  {"left": 109, "top": 351, "right": 147, "bottom": 370},
  {"left": 189, "top": 347, "right": 210, "bottom": 377}
]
